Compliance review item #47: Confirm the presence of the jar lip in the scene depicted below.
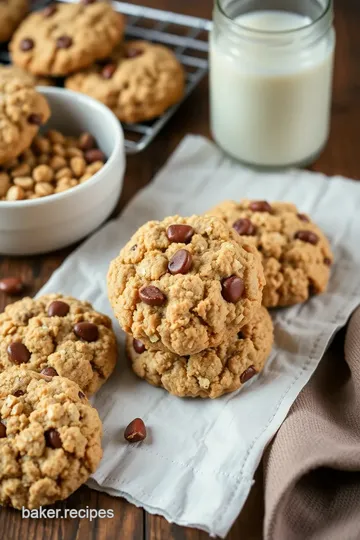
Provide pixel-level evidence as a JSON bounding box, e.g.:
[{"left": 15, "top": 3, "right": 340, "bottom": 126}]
[{"left": 215, "top": 0, "right": 332, "bottom": 36}]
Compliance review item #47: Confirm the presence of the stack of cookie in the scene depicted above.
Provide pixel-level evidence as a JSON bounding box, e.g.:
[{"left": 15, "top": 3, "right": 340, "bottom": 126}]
[
  {"left": 107, "top": 214, "right": 274, "bottom": 398},
  {"left": 8, "top": 1, "right": 186, "bottom": 124},
  {"left": 0, "top": 294, "right": 118, "bottom": 509}
]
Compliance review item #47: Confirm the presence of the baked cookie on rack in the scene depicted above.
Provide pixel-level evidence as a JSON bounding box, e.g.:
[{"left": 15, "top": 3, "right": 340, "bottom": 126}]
[
  {"left": 127, "top": 306, "right": 273, "bottom": 398},
  {"left": 108, "top": 215, "right": 265, "bottom": 356},
  {"left": 0, "top": 78, "right": 50, "bottom": 165},
  {"left": 208, "top": 199, "right": 333, "bottom": 307},
  {"left": 0, "top": 0, "right": 28, "bottom": 43},
  {"left": 10, "top": 2, "right": 125, "bottom": 76},
  {"left": 0, "top": 367, "right": 102, "bottom": 509},
  {"left": 0, "top": 294, "right": 117, "bottom": 396},
  {"left": 66, "top": 40, "right": 185, "bottom": 123}
]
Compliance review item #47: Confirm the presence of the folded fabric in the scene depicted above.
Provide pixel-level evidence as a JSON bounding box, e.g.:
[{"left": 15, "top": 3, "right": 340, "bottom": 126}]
[
  {"left": 264, "top": 306, "right": 360, "bottom": 540},
  {"left": 38, "top": 136, "right": 360, "bottom": 537}
]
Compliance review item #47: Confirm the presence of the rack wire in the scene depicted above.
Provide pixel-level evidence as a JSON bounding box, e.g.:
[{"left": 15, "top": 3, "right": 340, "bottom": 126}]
[{"left": 0, "top": 1, "right": 211, "bottom": 154}]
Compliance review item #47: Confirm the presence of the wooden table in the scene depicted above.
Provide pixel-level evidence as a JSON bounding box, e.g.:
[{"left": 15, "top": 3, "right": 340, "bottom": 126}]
[{"left": 1, "top": 0, "right": 359, "bottom": 538}]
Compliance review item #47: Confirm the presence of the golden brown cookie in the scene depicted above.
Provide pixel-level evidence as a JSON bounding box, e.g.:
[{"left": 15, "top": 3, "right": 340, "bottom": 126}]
[
  {"left": 208, "top": 200, "right": 333, "bottom": 307},
  {"left": 0, "top": 0, "right": 28, "bottom": 43},
  {"left": 108, "top": 215, "right": 265, "bottom": 356},
  {"left": 0, "top": 64, "right": 54, "bottom": 87},
  {"left": 0, "top": 78, "right": 50, "bottom": 165},
  {"left": 66, "top": 40, "right": 185, "bottom": 123},
  {"left": 127, "top": 306, "right": 273, "bottom": 398},
  {"left": 0, "top": 294, "right": 117, "bottom": 396},
  {"left": 0, "top": 367, "right": 102, "bottom": 509},
  {"left": 10, "top": 2, "right": 125, "bottom": 76}
]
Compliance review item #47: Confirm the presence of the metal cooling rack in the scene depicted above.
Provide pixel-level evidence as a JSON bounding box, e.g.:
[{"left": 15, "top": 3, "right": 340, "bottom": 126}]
[{"left": 0, "top": 1, "right": 211, "bottom": 154}]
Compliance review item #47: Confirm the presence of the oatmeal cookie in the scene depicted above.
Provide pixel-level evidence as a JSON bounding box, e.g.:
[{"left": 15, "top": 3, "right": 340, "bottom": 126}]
[
  {"left": 108, "top": 215, "right": 265, "bottom": 356},
  {"left": 0, "top": 64, "right": 53, "bottom": 87},
  {"left": 0, "top": 367, "right": 102, "bottom": 509},
  {"left": 127, "top": 306, "right": 273, "bottom": 398},
  {"left": 208, "top": 199, "right": 333, "bottom": 307},
  {"left": 66, "top": 40, "right": 185, "bottom": 123},
  {"left": 10, "top": 2, "right": 125, "bottom": 76},
  {"left": 0, "top": 0, "right": 28, "bottom": 43},
  {"left": 0, "top": 78, "right": 50, "bottom": 164},
  {"left": 0, "top": 294, "right": 117, "bottom": 396}
]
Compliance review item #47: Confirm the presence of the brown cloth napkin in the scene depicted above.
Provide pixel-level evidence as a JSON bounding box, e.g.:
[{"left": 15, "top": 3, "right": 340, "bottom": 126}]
[{"left": 263, "top": 306, "right": 360, "bottom": 540}]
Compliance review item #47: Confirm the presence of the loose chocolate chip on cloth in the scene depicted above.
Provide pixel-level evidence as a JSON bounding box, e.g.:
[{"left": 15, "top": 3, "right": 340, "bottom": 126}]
[
  {"left": 0, "top": 367, "right": 102, "bottom": 509},
  {"left": 208, "top": 199, "right": 333, "bottom": 308},
  {"left": 0, "top": 294, "right": 117, "bottom": 396},
  {"left": 127, "top": 306, "right": 273, "bottom": 399},
  {"left": 107, "top": 214, "right": 265, "bottom": 356},
  {"left": 10, "top": 2, "right": 125, "bottom": 76}
]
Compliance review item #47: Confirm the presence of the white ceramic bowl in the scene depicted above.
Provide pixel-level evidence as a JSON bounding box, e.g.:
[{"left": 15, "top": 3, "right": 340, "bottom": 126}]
[{"left": 0, "top": 87, "right": 125, "bottom": 255}]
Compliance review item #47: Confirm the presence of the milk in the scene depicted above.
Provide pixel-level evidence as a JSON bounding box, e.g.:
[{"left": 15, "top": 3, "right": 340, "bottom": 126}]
[{"left": 210, "top": 10, "right": 335, "bottom": 167}]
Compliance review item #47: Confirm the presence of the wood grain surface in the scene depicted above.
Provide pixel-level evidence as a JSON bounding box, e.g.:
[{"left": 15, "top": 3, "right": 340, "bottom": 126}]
[{"left": 0, "top": 0, "right": 359, "bottom": 538}]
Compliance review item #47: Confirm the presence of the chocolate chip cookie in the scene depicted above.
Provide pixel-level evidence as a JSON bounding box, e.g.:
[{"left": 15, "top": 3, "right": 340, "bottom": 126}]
[
  {"left": 0, "top": 78, "right": 50, "bottom": 165},
  {"left": 208, "top": 200, "right": 333, "bottom": 307},
  {"left": 0, "top": 0, "right": 28, "bottom": 43},
  {"left": 0, "top": 294, "right": 117, "bottom": 396},
  {"left": 66, "top": 40, "right": 185, "bottom": 123},
  {"left": 108, "top": 215, "right": 265, "bottom": 356},
  {"left": 10, "top": 2, "right": 125, "bottom": 76},
  {"left": 127, "top": 306, "right": 273, "bottom": 398},
  {"left": 0, "top": 64, "right": 53, "bottom": 87},
  {"left": 0, "top": 366, "right": 102, "bottom": 509}
]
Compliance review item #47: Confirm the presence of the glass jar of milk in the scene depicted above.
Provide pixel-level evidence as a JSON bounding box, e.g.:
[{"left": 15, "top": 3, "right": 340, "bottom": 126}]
[{"left": 210, "top": 0, "right": 335, "bottom": 168}]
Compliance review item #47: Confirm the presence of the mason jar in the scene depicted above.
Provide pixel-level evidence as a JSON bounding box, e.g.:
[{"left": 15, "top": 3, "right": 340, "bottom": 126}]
[{"left": 209, "top": 0, "right": 335, "bottom": 168}]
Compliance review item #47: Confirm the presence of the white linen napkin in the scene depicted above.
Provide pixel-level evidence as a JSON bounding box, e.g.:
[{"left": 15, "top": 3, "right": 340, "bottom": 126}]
[{"left": 38, "top": 135, "right": 360, "bottom": 538}]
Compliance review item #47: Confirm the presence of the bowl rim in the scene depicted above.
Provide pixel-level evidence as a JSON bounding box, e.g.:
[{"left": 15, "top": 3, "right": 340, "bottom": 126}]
[{"left": 0, "top": 86, "right": 124, "bottom": 208}]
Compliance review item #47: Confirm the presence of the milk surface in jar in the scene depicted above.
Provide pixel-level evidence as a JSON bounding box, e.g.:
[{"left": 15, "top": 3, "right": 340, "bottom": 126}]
[{"left": 210, "top": 0, "right": 335, "bottom": 168}]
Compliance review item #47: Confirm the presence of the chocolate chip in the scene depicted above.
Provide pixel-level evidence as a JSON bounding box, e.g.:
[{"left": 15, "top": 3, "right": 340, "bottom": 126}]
[
  {"left": 0, "top": 422, "right": 6, "bottom": 439},
  {"left": 221, "top": 276, "right": 245, "bottom": 303},
  {"left": 7, "top": 342, "right": 31, "bottom": 365},
  {"left": 139, "top": 286, "right": 166, "bottom": 306},
  {"left": 240, "top": 365, "right": 257, "bottom": 384},
  {"left": 237, "top": 331, "right": 245, "bottom": 340},
  {"left": 78, "top": 391, "right": 85, "bottom": 399},
  {"left": 43, "top": 4, "right": 57, "bottom": 17},
  {"left": 56, "top": 35, "right": 72, "bottom": 49},
  {"left": 28, "top": 113, "right": 43, "bottom": 126},
  {"left": 0, "top": 277, "right": 24, "bottom": 295},
  {"left": 13, "top": 390, "right": 24, "bottom": 397},
  {"left": 48, "top": 300, "right": 70, "bottom": 317},
  {"left": 124, "top": 418, "right": 146, "bottom": 442},
  {"left": 125, "top": 47, "right": 143, "bottom": 59},
  {"left": 297, "top": 213, "right": 310, "bottom": 222},
  {"left": 84, "top": 149, "right": 106, "bottom": 164},
  {"left": 166, "top": 224, "right": 194, "bottom": 244},
  {"left": 294, "top": 230, "right": 319, "bottom": 245},
  {"left": 41, "top": 367, "right": 58, "bottom": 377},
  {"left": 74, "top": 322, "right": 99, "bottom": 342},
  {"left": 168, "top": 249, "right": 192, "bottom": 275},
  {"left": 233, "top": 218, "right": 256, "bottom": 236},
  {"left": 101, "top": 64, "right": 116, "bottom": 79},
  {"left": 45, "top": 429, "right": 62, "bottom": 449},
  {"left": 133, "top": 338, "right": 146, "bottom": 354},
  {"left": 20, "top": 38, "right": 34, "bottom": 51},
  {"left": 249, "top": 201, "right": 272, "bottom": 213},
  {"left": 78, "top": 132, "right": 97, "bottom": 151},
  {"left": 324, "top": 257, "right": 332, "bottom": 266}
]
